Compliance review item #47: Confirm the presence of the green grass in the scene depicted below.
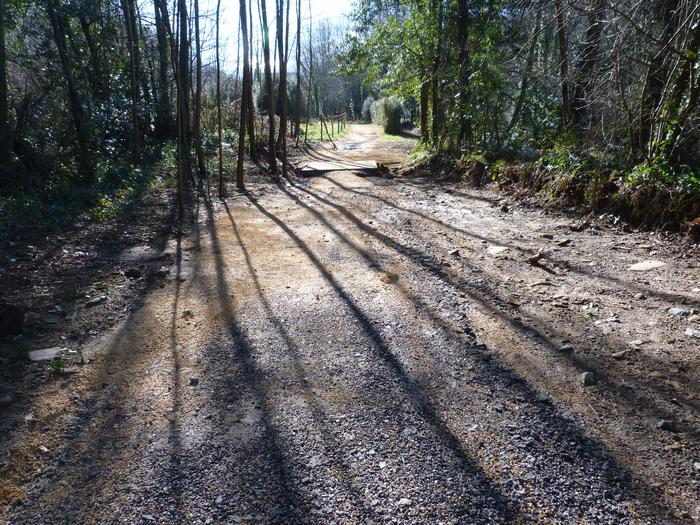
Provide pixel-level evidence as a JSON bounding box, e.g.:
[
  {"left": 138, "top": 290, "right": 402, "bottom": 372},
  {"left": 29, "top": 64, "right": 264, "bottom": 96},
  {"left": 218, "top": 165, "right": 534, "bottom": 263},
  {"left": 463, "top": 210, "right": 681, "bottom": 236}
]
[
  {"left": 380, "top": 129, "right": 418, "bottom": 143},
  {"left": 300, "top": 119, "right": 350, "bottom": 143}
]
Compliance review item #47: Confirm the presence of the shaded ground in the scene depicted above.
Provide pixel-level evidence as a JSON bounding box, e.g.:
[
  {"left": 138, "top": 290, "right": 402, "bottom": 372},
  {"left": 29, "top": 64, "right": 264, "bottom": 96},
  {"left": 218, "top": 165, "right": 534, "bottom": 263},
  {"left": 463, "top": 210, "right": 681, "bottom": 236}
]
[{"left": 1, "top": 124, "right": 699, "bottom": 524}]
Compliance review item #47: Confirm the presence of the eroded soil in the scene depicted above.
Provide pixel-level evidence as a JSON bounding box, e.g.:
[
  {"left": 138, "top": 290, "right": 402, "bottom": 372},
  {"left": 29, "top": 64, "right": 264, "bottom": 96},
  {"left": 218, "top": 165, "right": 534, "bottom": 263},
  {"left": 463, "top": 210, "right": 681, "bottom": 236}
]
[{"left": 1, "top": 124, "right": 699, "bottom": 524}]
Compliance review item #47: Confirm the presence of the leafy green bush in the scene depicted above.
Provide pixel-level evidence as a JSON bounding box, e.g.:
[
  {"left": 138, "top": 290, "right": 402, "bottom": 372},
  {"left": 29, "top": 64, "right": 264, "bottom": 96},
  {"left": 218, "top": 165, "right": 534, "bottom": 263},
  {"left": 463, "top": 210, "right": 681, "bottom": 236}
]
[{"left": 370, "top": 96, "right": 403, "bottom": 135}]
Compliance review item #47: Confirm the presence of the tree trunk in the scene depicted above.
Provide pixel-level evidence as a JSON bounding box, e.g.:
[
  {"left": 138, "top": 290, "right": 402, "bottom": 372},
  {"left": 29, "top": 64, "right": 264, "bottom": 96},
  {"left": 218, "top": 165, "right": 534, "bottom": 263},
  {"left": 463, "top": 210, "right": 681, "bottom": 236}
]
[
  {"left": 47, "top": 0, "right": 92, "bottom": 179},
  {"left": 554, "top": 0, "right": 571, "bottom": 126},
  {"left": 457, "top": 0, "right": 472, "bottom": 147},
  {"left": 259, "top": 0, "right": 276, "bottom": 175},
  {"left": 78, "top": 16, "right": 107, "bottom": 100},
  {"left": 294, "top": 0, "right": 302, "bottom": 139},
  {"left": 571, "top": 0, "right": 605, "bottom": 130},
  {"left": 246, "top": 1, "right": 256, "bottom": 161},
  {"left": 237, "top": 0, "right": 251, "bottom": 190},
  {"left": 120, "top": 0, "right": 141, "bottom": 163},
  {"left": 420, "top": 80, "right": 429, "bottom": 142},
  {"left": 193, "top": 0, "right": 205, "bottom": 178},
  {"left": 276, "top": 0, "right": 290, "bottom": 178},
  {"left": 176, "top": 0, "right": 191, "bottom": 218},
  {"left": 637, "top": 0, "right": 678, "bottom": 158},
  {"left": 154, "top": 0, "right": 174, "bottom": 138},
  {"left": 0, "top": 0, "right": 10, "bottom": 165},
  {"left": 430, "top": 0, "right": 444, "bottom": 148},
  {"left": 216, "top": 0, "right": 224, "bottom": 197},
  {"left": 505, "top": 7, "right": 541, "bottom": 135}
]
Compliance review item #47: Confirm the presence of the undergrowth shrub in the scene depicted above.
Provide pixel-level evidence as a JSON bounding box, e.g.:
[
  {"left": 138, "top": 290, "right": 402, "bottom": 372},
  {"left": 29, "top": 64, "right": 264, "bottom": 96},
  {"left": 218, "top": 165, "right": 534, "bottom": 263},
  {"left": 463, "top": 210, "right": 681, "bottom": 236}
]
[
  {"left": 370, "top": 96, "right": 403, "bottom": 134},
  {"left": 361, "top": 96, "right": 374, "bottom": 122}
]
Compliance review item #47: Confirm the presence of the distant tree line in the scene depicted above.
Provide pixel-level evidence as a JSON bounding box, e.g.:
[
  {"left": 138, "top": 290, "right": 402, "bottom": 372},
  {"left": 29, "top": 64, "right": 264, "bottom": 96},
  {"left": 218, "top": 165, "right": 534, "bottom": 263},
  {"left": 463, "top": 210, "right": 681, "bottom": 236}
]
[{"left": 0, "top": 0, "right": 364, "bottom": 218}]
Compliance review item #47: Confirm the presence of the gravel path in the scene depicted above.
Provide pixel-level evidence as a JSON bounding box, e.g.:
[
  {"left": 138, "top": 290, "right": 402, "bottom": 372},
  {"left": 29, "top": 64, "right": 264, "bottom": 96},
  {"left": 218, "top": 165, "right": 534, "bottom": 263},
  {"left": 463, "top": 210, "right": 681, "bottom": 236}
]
[{"left": 1, "top": 125, "right": 698, "bottom": 524}]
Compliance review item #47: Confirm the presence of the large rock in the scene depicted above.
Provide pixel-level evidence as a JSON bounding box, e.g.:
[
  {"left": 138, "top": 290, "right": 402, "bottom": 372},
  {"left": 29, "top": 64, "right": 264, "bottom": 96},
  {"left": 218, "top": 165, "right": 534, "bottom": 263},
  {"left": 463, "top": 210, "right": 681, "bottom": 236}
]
[
  {"left": 628, "top": 260, "right": 666, "bottom": 272},
  {"left": 28, "top": 347, "right": 69, "bottom": 362},
  {"left": 0, "top": 303, "right": 24, "bottom": 337}
]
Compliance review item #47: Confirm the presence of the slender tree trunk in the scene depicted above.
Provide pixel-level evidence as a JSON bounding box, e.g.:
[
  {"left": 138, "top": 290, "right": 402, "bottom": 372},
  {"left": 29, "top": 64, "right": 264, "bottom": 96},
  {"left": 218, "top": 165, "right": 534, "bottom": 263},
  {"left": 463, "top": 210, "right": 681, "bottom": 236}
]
[
  {"left": 135, "top": 2, "right": 152, "bottom": 129},
  {"left": 78, "top": 16, "right": 107, "bottom": 100},
  {"left": 120, "top": 0, "right": 141, "bottom": 163},
  {"left": 237, "top": 0, "right": 251, "bottom": 190},
  {"left": 216, "top": 0, "right": 224, "bottom": 197},
  {"left": 505, "top": 7, "right": 541, "bottom": 135},
  {"left": 259, "top": 0, "right": 276, "bottom": 175},
  {"left": 0, "top": 0, "right": 10, "bottom": 165},
  {"left": 234, "top": 22, "right": 241, "bottom": 98},
  {"left": 419, "top": 80, "right": 429, "bottom": 142},
  {"left": 656, "top": 18, "right": 700, "bottom": 158},
  {"left": 457, "top": 0, "right": 472, "bottom": 147},
  {"left": 303, "top": 0, "right": 313, "bottom": 145},
  {"left": 246, "top": 1, "right": 256, "bottom": 161},
  {"left": 294, "top": 0, "right": 302, "bottom": 138},
  {"left": 637, "top": 0, "right": 678, "bottom": 158},
  {"left": 431, "top": 0, "right": 444, "bottom": 148},
  {"left": 554, "top": 0, "right": 571, "bottom": 126},
  {"left": 47, "top": 0, "right": 92, "bottom": 179},
  {"left": 154, "top": 0, "right": 174, "bottom": 138},
  {"left": 276, "top": 0, "right": 290, "bottom": 177},
  {"left": 176, "top": 0, "right": 191, "bottom": 217},
  {"left": 571, "top": 0, "right": 605, "bottom": 130},
  {"left": 193, "top": 0, "right": 205, "bottom": 178}
]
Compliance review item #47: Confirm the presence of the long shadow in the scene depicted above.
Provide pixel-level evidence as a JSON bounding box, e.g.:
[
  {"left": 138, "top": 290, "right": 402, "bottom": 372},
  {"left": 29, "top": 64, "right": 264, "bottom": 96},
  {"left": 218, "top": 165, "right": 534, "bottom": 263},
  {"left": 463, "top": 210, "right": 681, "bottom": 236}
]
[
  {"left": 0, "top": 180, "right": 179, "bottom": 428},
  {"left": 317, "top": 175, "right": 699, "bottom": 308},
  {"left": 270, "top": 179, "right": 687, "bottom": 519},
  {"left": 246, "top": 191, "right": 593, "bottom": 521},
  {"left": 289, "top": 178, "right": 700, "bottom": 420},
  {"left": 222, "top": 202, "right": 379, "bottom": 519},
  {"left": 197, "top": 196, "right": 309, "bottom": 521},
  {"left": 0, "top": 199, "right": 185, "bottom": 505},
  {"left": 305, "top": 177, "right": 700, "bottom": 412}
]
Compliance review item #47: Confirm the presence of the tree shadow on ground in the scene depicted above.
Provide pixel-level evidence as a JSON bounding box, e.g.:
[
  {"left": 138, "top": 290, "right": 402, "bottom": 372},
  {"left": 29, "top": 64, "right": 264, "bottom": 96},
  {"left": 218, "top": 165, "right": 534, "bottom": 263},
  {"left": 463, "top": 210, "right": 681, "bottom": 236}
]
[{"left": 243, "top": 188, "right": 672, "bottom": 522}]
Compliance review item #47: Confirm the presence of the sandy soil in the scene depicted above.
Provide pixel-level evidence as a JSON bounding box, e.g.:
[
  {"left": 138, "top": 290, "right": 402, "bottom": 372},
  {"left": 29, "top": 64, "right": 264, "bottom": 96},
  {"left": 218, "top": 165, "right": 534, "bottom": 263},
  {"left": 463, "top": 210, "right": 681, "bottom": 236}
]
[{"left": 1, "top": 124, "right": 699, "bottom": 524}]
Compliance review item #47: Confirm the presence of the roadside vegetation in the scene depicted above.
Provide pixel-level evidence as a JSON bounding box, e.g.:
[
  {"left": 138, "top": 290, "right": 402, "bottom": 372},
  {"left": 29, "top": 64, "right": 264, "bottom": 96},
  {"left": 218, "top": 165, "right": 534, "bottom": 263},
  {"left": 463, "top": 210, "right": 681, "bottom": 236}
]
[{"left": 342, "top": 0, "right": 700, "bottom": 232}]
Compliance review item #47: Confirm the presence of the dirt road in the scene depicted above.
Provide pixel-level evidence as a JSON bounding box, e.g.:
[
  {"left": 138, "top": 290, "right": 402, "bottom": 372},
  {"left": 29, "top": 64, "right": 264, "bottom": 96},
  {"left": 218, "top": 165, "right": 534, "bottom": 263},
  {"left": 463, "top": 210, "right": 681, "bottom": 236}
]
[{"left": 1, "top": 124, "right": 699, "bottom": 524}]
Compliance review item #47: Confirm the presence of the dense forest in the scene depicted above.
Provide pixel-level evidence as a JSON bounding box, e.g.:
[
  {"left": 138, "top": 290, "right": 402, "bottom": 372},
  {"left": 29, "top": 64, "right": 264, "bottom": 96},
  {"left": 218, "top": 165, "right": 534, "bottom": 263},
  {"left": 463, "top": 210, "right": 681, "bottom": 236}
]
[{"left": 0, "top": 0, "right": 698, "bottom": 231}]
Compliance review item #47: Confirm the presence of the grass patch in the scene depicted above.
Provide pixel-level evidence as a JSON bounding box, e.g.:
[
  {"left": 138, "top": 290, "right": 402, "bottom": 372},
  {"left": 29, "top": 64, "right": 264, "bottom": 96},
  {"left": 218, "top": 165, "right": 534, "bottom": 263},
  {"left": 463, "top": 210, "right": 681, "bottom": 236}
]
[{"left": 300, "top": 119, "right": 350, "bottom": 143}]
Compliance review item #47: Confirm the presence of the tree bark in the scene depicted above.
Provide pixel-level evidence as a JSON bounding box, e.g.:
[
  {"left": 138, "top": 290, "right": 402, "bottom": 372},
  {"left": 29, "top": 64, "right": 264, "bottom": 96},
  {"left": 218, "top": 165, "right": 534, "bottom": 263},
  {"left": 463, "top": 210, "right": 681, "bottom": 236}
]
[
  {"left": 47, "top": 0, "right": 92, "bottom": 179},
  {"left": 420, "top": 80, "right": 429, "bottom": 143},
  {"left": 120, "top": 0, "right": 141, "bottom": 163},
  {"left": 237, "top": 0, "right": 251, "bottom": 190},
  {"left": 246, "top": 1, "right": 256, "bottom": 161},
  {"left": 457, "top": 0, "right": 472, "bottom": 147},
  {"left": 176, "top": 0, "right": 191, "bottom": 218},
  {"left": 294, "top": 0, "right": 302, "bottom": 139},
  {"left": 276, "top": 0, "right": 290, "bottom": 177},
  {"left": 0, "top": 0, "right": 10, "bottom": 165},
  {"left": 554, "top": 0, "right": 571, "bottom": 126},
  {"left": 259, "top": 0, "right": 276, "bottom": 175},
  {"left": 571, "top": 0, "right": 605, "bottom": 130},
  {"left": 154, "top": 0, "right": 174, "bottom": 138},
  {"left": 193, "top": 0, "right": 205, "bottom": 178},
  {"left": 430, "top": 0, "right": 445, "bottom": 148},
  {"left": 216, "top": 0, "right": 224, "bottom": 197}
]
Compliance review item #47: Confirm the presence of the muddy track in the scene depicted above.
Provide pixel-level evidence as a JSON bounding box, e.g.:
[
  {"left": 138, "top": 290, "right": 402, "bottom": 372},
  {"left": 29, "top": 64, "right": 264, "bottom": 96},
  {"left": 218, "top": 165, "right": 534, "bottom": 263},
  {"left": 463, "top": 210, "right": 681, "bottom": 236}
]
[{"left": 1, "top": 124, "right": 698, "bottom": 524}]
